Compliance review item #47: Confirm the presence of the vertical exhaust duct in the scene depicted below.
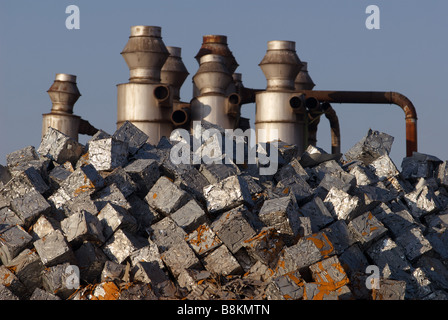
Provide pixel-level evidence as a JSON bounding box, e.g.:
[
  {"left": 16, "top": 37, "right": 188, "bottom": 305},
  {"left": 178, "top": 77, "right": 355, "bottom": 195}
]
[
  {"left": 191, "top": 54, "right": 241, "bottom": 129},
  {"left": 255, "top": 41, "right": 307, "bottom": 154},
  {"left": 117, "top": 26, "right": 173, "bottom": 145},
  {"left": 42, "top": 73, "right": 98, "bottom": 141}
]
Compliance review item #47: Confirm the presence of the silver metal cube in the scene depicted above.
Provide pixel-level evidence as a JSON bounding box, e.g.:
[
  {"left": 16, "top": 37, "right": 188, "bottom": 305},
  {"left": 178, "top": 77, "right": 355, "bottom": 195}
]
[
  {"left": 37, "top": 127, "right": 84, "bottom": 165},
  {"left": 89, "top": 137, "right": 129, "bottom": 171},
  {"left": 145, "top": 176, "right": 190, "bottom": 216}
]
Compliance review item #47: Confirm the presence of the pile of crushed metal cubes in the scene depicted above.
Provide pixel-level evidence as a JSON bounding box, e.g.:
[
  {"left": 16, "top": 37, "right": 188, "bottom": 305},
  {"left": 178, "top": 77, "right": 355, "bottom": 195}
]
[{"left": 2, "top": 121, "right": 448, "bottom": 300}]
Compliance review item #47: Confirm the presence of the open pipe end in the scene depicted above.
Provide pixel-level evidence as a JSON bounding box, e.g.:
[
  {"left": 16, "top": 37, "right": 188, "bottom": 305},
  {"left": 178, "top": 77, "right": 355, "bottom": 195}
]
[
  {"left": 171, "top": 107, "right": 190, "bottom": 127},
  {"left": 289, "top": 94, "right": 306, "bottom": 113}
]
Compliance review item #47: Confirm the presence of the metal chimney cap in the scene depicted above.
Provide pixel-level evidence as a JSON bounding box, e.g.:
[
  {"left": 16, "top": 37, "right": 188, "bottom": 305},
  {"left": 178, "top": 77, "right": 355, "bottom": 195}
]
[
  {"left": 267, "top": 40, "right": 296, "bottom": 51},
  {"left": 166, "top": 46, "right": 182, "bottom": 57},
  {"left": 55, "top": 73, "right": 77, "bottom": 83},
  {"left": 130, "top": 26, "right": 162, "bottom": 37},
  {"left": 202, "top": 35, "right": 228, "bottom": 44}
]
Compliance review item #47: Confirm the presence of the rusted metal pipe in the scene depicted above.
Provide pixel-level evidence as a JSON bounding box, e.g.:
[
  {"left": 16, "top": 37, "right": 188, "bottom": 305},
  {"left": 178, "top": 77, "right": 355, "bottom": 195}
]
[
  {"left": 305, "top": 98, "right": 322, "bottom": 148},
  {"left": 321, "top": 102, "right": 341, "bottom": 154},
  {"left": 294, "top": 90, "right": 418, "bottom": 157}
]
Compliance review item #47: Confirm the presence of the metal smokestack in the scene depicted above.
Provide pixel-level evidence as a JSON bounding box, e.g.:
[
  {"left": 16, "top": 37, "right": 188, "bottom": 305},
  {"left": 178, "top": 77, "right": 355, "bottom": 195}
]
[
  {"left": 161, "top": 46, "right": 189, "bottom": 103},
  {"left": 191, "top": 54, "right": 241, "bottom": 129},
  {"left": 255, "top": 40, "right": 307, "bottom": 153},
  {"left": 117, "top": 26, "right": 174, "bottom": 145}
]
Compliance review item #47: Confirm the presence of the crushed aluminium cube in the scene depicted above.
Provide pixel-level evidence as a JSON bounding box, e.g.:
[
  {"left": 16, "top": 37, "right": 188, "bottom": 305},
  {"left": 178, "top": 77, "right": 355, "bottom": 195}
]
[
  {"left": 266, "top": 270, "right": 305, "bottom": 300},
  {"left": 203, "top": 174, "right": 254, "bottom": 214},
  {"left": 104, "top": 167, "right": 137, "bottom": 198},
  {"left": 129, "top": 241, "right": 164, "bottom": 270},
  {"left": 48, "top": 165, "right": 72, "bottom": 190},
  {"left": 112, "top": 120, "right": 149, "bottom": 155},
  {"left": 0, "top": 225, "right": 33, "bottom": 265},
  {"left": 0, "top": 284, "right": 19, "bottom": 300},
  {"left": 276, "top": 174, "right": 314, "bottom": 205},
  {"left": 0, "top": 207, "right": 24, "bottom": 228},
  {"left": 372, "top": 279, "right": 406, "bottom": 300},
  {"left": 185, "top": 223, "right": 222, "bottom": 257},
  {"left": 97, "top": 202, "right": 138, "bottom": 240},
  {"left": 395, "top": 227, "right": 432, "bottom": 261},
  {"left": 0, "top": 265, "right": 28, "bottom": 299},
  {"left": 403, "top": 178, "right": 442, "bottom": 219},
  {"left": 33, "top": 230, "right": 77, "bottom": 267},
  {"left": 274, "top": 157, "right": 309, "bottom": 183},
  {"left": 127, "top": 194, "right": 162, "bottom": 230},
  {"left": 29, "top": 288, "right": 61, "bottom": 300},
  {"left": 348, "top": 163, "right": 378, "bottom": 186},
  {"left": 202, "top": 244, "right": 242, "bottom": 276},
  {"left": 373, "top": 203, "right": 419, "bottom": 238},
  {"left": 5, "top": 249, "right": 44, "bottom": 293},
  {"left": 132, "top": 261, "right": 169, "bottom": 285},
  {"left": 200, "top": 162, "right": 240, "bottom": 184},
  {"left": 1, "top": 167, "right": 49, "bottom": 205},
  {"left": 437, "top": 160, "right": 448, "bottom": 188},
  {"left": 147, "top": 217, "right": 187, "bottom": 253},
  {"left": 368, "top": 154, "right": 400, "bottom": 181},
  {"left": 299, "top": 196, "right": 334, "bottom": 232},
  {"left": 242, "top": 227, "right": 284, "bottom": 267},
  {"left": 321, "top": 220, "right": 357, "bottom": 254},
  {"left": 59, "top": 164, "right": 105, "bottom": 199},
  {"left": 124, "top": 158, "right": 160, "bottom": 197},
  {"left": 309, "top": 256, "right": 350, "bottom": 286},
  {"left": 37, "top": 127, "right": 84, "bottom": 165},
  {"left": 303, "top": 282, "right": 352, "bottom": 300},
  {"left": 323, "top": 187, "right": 360, "bottom": 221},
  {"left": 88, "top": 137, "right": 129, "bottom": 171},
  {"left": 92, "top": 183, "right": 130, "bottom": 211},
  {"left": 101, "top": 261, "right": 126, "bottom": 282},
  {"left": 275, "top": 236, "right": 323, "bottom": 276},
  {"left": 102, "top": 229, "right": 146, "bottom": 264},
  {"left": 145, "top": 176, "right": 190, "bottom": 216},
  {"left": 344, "top": 129, "right": 394, "bottom": 165},
  {"left": 170, "top": 199, "right": 209, "bottom": 233},
  {"left": 30, "top": 215, "right": 59, "bottom": 241},
  {"left": 161, "top": 241, "right": 202, "bottom": 278},
  {"left": 348, "top": 211, "right": 388, "bottom": 247},
  {"left": 10, "top": 189, "right": 51, "bottom": 228},
  {"left": 258, "top": 194, "right": 302, "bottom": 241},
  {"left": 6, "top": 145, "right": 39, "bottom": 168},
  {"left": 210, "top": 205, "right": 257, "bottom": 254},
  {"left": 74, "top": 242, "right": 109, "bottom": 283},
  {"left": 401, "top": 152, "right": 442, "bottom": 181},
  {"left": 365, "top": 237, "right": 412, "bottom": 280},
  {"left": 41, "top": 262, "right": 78, "bottom": 299},
  {"left": 318, "top": 170, "right": 356, "bottom": 194},
  {"left": 61, "top": 210, "right": 105, "bottom": 247}
]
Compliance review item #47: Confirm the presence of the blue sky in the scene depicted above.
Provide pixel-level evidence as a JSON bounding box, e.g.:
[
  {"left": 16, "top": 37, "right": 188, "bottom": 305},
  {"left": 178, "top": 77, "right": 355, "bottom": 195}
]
[{"left": 1, "top": 0, "right": 447, "bottom": 166}]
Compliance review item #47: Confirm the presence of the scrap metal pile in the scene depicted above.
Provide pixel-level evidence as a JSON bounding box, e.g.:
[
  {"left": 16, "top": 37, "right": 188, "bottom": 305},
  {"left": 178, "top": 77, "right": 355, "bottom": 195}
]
[{"left": 1, "top": 121, "right": 448, "bottom": 300}]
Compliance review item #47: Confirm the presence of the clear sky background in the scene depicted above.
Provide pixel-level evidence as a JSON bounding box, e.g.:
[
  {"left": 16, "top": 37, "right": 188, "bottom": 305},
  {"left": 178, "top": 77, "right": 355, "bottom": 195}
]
[{"left": 1, "top": 0, "right": 447, "bottom": 167}]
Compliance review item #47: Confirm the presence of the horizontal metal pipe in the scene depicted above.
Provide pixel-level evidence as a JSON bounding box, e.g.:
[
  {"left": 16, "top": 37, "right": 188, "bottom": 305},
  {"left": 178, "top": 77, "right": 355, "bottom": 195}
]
[{"left": 295, "top": 90, "right": 418, "bottom": 157}]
